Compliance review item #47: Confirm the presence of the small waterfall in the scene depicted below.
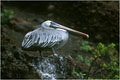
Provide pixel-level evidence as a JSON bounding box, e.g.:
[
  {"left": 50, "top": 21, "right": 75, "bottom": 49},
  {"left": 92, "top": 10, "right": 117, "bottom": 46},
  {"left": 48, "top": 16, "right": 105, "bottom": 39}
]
[
  {"left": 59, "top": 56, "right": 64, "bottom": 74},
  {"left": 32, "top": 55, "right": 65, "bottom": 80}
]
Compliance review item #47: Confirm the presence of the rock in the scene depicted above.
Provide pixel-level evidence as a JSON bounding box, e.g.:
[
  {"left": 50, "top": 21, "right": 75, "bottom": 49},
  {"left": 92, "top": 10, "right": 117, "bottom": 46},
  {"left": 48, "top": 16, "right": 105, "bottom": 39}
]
[{"left": 9, "top": 17, "right": 35, "bottom": 33}]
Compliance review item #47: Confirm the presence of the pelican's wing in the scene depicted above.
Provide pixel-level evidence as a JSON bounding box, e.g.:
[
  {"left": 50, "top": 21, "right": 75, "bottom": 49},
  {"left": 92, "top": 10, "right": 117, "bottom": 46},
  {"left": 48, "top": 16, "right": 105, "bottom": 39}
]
[{"left": 22, "top": 28, "right": 64, "bottom": 51}]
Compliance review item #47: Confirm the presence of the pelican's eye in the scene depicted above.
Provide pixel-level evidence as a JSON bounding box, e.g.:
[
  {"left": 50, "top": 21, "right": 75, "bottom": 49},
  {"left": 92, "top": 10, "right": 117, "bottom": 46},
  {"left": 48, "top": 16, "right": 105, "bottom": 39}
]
[{"left": 50, "top": 22, "right": 56, "bottom": 27}]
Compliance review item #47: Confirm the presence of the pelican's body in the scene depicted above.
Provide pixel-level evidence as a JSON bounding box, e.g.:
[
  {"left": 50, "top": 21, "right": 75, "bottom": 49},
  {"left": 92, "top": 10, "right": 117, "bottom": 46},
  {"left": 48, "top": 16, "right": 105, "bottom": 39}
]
[
  {"left": 22, "top": 27, "right": 68, "bottom": 51},
  {"left": 22, "top": 20, "right": 89, "bottom": 57}
]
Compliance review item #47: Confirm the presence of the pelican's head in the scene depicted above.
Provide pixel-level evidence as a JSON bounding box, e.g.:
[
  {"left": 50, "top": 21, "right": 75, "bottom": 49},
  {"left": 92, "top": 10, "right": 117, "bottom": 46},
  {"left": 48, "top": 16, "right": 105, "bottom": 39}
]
[
  {"left": 41, "top": 20, "right": 52, "bottom": 28},
  {"left": 41, "top": 20, "right": 89, "bottom": 38}
]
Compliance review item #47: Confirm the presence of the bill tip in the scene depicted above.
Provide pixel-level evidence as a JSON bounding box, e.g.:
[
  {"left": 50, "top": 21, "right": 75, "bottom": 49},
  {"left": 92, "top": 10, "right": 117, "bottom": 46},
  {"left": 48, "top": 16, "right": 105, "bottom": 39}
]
[{"left": 87, "top": 35, "right": 89, "bottom": 38}]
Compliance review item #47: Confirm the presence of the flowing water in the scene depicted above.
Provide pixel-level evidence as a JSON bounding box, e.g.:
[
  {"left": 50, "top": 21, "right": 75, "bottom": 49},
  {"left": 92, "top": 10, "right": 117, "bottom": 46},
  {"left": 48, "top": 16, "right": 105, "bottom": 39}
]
[{"left": 32, "top": 54, "right": 65, "bottom": 80}]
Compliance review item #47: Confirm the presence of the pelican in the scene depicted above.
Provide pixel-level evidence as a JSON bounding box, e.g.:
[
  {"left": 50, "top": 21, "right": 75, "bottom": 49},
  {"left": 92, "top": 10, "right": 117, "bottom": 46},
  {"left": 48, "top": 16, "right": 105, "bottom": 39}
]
[{"left": 22, "top": 20, "right": 89, "bottom": 57}]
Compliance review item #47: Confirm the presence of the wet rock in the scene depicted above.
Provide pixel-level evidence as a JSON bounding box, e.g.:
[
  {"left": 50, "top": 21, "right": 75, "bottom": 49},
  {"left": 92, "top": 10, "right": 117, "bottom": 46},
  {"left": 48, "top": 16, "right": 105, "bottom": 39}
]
[
  {"left": 1, "top": 46, "right": 40, "bottom": 79},
  {"left": 1, "top": 25, "right": 40, "bottom": 78},
  {"left": 32, "top": 55, "right": 74, "bottom": 79}
]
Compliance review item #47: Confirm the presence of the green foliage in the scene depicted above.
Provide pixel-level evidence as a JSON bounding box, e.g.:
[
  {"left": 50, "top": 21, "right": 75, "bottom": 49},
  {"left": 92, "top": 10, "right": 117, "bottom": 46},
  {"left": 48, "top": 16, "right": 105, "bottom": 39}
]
[
  {"left": 101, "top": 61, "right": 119, "bottom": 79},
  {"left": 1, "top": 9, "right": 14, "bottom": 24},
  {"left": 76, "top": 55, "right": 84, "bottom": 62},
  {"left": 94, "top": 43, "right": 116, "bottom": 58},
  {"left": 75, "top": 41, "right": 119, "bottom": 79},
  {"left": 93, "top": 43, "right": 119, "bottom": 79},
  {"left": 80, "top": 40, "right": 93, "bottom": 52},
  {"left": 94, "top": 42, "right": 105, "bottom": 57},
  {"left": 73, "top": 68, "right": 86, "bottom": 79},
  {"left": 80, "top": 45, "right": 92, "bottom": 52},
  {"left": 81, "top": 40, "right": 89, "bottom": 45},
  {"left": 76, "top": 55, "right": 91, "bottom": 67},
  {"left": 85, "top": 58, "right": 91, "bottom": 67}
]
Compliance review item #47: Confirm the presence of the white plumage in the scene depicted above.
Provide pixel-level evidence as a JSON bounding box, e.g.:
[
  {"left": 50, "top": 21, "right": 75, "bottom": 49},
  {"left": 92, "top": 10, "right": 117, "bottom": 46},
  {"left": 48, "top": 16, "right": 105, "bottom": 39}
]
[{"left": 22, "top": 27, "right": 68, "bottom": 51}]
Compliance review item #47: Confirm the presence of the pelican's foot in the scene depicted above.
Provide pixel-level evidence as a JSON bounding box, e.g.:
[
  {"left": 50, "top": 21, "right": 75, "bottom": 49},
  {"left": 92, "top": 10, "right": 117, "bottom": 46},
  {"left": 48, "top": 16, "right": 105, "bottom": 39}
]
[
  {"left": 49, "top": 53, "right": 59, "bottom": 58},
  {"left": 51, "top": 48, "right": 59, "bottom": 57}
]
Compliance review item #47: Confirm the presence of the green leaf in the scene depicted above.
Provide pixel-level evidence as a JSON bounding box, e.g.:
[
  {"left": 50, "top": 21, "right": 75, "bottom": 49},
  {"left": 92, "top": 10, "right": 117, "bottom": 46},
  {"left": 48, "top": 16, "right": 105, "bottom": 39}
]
[
  {"left": 79, "top": 72, "right": 86, "bottom": 79},
  {"left": 114, "top": 75, "right": 119, "bottom": 79},
  {"left": 4, "top": 10, "right": 14, "bottom": 19},
  {"left": 94, "top": 49, "right": 101, "bottom": 57},
  {"left": 76, "top": 55, "right": 84, "bottom": 61},
  {"left": 73, "top": 68, "right": 76, "bottom": 73},
  {"left": 81, "top": 40, "right": 89, "bottom": 45},
  {"left": 80, "top": 45, "right": 92, "bottom": 52},
  {"left": 107, "top": 43, "right": 115, "bottom": 49},
  {"left": 97, "top": 43, "right": 105, "bottom": 49},
  {"left": 85, "top": 58, "right": 91, "bottom": 67},
  {"left": 106, "top": 43, "right": 116, "bottom": 55},
  {"left": 77, "top": 40, "right": 80, "bottom": 43},
  {"left": 73, "top": 68, "right": 86, "bottom": 79},
  {"left": 73, "top": 68, "right": 80, "bottom": 78},
  {"left": 103, "top": 63, "right": 107, "bottom": 68},
  {"left": 1, "top": 9, "right": 14, "bottom": 24}
]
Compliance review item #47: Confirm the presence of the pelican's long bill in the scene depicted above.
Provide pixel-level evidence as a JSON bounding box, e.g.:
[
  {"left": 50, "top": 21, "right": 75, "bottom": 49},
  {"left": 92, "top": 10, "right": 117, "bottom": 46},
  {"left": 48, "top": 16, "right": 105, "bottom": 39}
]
[{"left": 53, "top": 23, "right": 89, "bottom": 38}]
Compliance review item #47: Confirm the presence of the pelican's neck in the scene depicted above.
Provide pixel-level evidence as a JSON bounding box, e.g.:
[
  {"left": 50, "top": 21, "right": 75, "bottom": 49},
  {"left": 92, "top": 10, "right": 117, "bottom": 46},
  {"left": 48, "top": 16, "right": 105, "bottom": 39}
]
[
  {"left": 41, "top": 27, "right": 53, "bottom": 29},
  {"left": 41, "top": 27, "right": 67, "bottom": 32}
]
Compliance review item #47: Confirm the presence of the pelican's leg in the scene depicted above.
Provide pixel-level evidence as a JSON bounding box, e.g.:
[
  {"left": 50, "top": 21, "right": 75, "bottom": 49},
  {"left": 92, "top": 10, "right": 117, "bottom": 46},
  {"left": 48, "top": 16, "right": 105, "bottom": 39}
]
[
  {"left": 39, "top": 50, "right": 44, "bottom": 58},
  {"left": 52, "top": 48, "right": 58, "bottom": 57}
]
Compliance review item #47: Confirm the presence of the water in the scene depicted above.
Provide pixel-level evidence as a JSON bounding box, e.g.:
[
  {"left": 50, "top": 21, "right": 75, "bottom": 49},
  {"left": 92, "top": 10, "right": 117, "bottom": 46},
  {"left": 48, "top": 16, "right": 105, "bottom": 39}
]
[{"left": 32, "top": 54, "right": 65, "bottom": 80}]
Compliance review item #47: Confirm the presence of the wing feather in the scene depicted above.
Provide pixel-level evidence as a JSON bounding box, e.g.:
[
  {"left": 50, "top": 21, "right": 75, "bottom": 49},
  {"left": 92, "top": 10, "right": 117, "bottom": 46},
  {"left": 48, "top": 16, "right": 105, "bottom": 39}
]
[{"left": 22, "top": 28, "right": 65, "bottom": 50}]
